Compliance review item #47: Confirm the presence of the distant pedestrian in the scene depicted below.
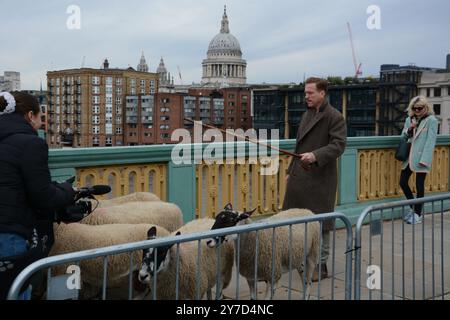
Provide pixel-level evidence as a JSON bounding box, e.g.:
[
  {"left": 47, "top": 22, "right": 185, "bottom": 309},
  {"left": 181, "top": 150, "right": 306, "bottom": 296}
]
[{"left": 400, "top": 96, "right": 438, "bottom": 225}]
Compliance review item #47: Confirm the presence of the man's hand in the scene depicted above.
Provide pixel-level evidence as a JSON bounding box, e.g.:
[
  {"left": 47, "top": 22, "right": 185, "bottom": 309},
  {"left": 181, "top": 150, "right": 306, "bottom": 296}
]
[
  {"left": 299, "top": 152, "right": 316, "bottom": 165},
  {"left": 285, "top": 174, "right": 290, "bottom": 183}
]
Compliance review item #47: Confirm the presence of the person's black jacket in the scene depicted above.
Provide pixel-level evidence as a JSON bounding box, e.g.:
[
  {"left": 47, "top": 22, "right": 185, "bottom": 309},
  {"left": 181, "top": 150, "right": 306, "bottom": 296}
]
[{"left": 0, "top": 113, "right": 75, "bottom": 239}]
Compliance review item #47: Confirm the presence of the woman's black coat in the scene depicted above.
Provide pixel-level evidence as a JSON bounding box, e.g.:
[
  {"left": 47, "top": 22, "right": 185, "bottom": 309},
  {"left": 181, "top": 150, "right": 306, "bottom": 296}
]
[{"left": 0, "top": 113, "right": 75, "bottom": 239}]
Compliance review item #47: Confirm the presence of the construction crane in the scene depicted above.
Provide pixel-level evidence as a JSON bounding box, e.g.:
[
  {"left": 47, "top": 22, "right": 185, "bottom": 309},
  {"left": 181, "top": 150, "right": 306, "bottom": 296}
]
[
  {"left": 347, "top": 22, "right": 362, "bottom": 78},
  {"left": 177, "top": 66, "right": 183, "bottom": 85}
]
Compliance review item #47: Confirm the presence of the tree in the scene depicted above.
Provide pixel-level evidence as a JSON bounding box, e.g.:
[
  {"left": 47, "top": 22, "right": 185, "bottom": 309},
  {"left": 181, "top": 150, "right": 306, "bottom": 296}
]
[{"left": 327, "top": 76, "right": 344, "bottom": 85}]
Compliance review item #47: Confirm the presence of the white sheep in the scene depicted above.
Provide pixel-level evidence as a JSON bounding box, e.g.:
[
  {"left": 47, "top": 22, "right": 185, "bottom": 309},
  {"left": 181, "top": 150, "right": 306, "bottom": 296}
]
[
  {"left": 98, "top": 192, "right": 160, "bottom": 208},
  {"left": 50, "top": 223, "right": 170, "bottom": 298},
  {"left": 138, "top": 218, "right": 234, "bottom": 300},
  {"left": 80, "top": 201, "right": 184, "bottom": 233},
  {"left": 207, "top": 204, "right": 320, "bottom": 300}
]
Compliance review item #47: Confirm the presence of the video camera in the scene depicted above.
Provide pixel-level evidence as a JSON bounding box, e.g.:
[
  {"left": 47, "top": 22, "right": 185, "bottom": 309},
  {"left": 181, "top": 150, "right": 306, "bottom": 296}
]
[{"left": 54, "top": 177, "right": 111, "bottom": 223}]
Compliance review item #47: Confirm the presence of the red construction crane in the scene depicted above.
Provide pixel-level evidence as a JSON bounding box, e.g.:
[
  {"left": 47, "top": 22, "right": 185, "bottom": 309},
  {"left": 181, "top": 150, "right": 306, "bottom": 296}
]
[{"left": 347, "top": 22, "right": 362, "bottom": 78}]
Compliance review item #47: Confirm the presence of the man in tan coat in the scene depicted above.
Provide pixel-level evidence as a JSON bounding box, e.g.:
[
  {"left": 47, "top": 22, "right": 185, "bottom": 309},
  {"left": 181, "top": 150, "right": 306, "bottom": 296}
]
[{"left": 283, "top": 77, "right": 347, "bottom": 281}]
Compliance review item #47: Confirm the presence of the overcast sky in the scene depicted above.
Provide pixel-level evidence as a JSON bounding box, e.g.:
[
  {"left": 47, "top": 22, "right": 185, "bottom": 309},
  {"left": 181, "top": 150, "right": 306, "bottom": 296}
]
[{"left": 1, "top": 0, "right": 449, "bottom": 90}]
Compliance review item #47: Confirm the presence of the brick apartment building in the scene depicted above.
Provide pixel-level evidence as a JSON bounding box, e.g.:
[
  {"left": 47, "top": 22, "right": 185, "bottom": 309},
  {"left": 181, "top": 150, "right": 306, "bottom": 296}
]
[
  {"left": 46, "top": 59, "right": 159, "bottom": 148},
  {"left": 154, "top": 86, "right": 253, "bottom": 145}
]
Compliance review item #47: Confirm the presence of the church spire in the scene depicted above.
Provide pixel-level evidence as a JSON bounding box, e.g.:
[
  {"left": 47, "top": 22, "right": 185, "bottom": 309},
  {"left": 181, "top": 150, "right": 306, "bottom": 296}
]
[
  {"left": 220, "top": 5, "right": 229, "bottom": 33},
  {"left": 156, "top": 57, "right": 170, "bottom": 86},
  {"left": 137, "top": 51, "right": 149, "bottom": 72},
  {"left": 157, "top": 57, "right": 167, "bottom": 73}
]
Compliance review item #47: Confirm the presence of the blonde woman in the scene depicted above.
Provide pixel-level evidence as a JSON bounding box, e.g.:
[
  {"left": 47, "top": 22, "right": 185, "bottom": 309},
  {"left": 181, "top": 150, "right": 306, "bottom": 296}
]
[{"left": 400, "top": 96, "right": 438, "bottom": 224}]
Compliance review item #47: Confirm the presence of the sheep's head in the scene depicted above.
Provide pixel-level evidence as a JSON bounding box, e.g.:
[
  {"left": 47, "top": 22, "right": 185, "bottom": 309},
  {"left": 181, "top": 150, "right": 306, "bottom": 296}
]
[
  {"left": 138, "top": 227, "right": 179, "bottom": 285},
  {"left": 207, "top": 203, "right": 256, "bottom": 248}
]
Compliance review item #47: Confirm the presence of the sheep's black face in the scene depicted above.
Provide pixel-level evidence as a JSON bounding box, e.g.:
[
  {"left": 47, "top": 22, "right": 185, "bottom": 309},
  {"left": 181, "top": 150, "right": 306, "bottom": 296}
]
[
  {"left": 207, "top": 204, "right": 257, "bottom": 248},
  {"left": 207, "top": 207, "right": 241, "bottom": 248},
  {"left": 212, "top": 211, "right": 241, "bottom": 230},
  {"left": 138, "top": 226, "right": 172, "bottom": 285},
  {"left": 138, "top": 246, "right": 171, "bottom": 284}
]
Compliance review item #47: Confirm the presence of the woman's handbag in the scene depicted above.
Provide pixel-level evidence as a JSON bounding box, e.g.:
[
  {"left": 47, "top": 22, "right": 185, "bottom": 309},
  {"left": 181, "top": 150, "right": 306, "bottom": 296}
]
[{"left": 395, "top": 136, "right": 411, "bottom": 161}]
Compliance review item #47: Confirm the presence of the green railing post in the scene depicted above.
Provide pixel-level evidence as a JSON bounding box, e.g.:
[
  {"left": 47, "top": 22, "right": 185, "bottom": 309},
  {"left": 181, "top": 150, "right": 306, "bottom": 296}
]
[
  {"left": 338, "top": 148, "right": 358, "bottom": 205},
  {"left": 167, "top": 162, "right": 197, "bottom": 223},
  {"left": 448, "top": 148, "right": 450, "bottom": 192}
]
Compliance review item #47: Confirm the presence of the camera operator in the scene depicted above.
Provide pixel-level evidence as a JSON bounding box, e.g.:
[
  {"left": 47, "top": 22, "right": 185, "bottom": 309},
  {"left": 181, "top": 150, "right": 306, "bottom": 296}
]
[{"left": 0, "top": 92, "right": 76, "bottom": 300}]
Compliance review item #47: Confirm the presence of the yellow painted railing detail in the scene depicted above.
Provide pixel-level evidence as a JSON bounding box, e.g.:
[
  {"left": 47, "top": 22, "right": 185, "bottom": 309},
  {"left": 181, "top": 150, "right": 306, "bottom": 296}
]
[
  {"left": 76, "top": 164, "right": 167, "bottom": 201},
  {"left": 196, "top": 156, "right": 291, "bottom": 219},
  {"left": 358, "top": 146, "right": 449, "bottom": 201}
]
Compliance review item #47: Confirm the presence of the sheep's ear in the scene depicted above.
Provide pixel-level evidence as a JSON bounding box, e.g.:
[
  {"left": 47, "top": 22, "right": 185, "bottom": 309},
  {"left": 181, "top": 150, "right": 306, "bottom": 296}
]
[
  {"left": 239, "top": 208, "right": 256, "bottom": 220},
  {"left": 224, "top": 203, "right": 233, "bottom": 211},
  {"left": 175, "top": 231, "right": 181, "bottom": 236},
  {"left": 147, "top": 226, "right": 157, "bottom": 239}
]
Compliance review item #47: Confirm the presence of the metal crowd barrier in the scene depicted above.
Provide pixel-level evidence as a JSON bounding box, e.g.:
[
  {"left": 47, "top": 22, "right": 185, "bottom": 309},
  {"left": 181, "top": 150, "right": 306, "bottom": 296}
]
[
  {"left": 354, "top": 193, "right": 450, "bottom": 300},
  {"left": 7, "top": 212, "right": 353, "bottom": 300}
]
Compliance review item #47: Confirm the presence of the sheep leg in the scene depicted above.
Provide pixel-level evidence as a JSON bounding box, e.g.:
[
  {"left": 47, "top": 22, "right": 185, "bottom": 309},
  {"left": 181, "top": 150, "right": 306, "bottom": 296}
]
[
  {"left": 298, "top": 269, "right": 311, "bottom": 300},
  {"left": 298, "top": 268, "right": 305, "bottom": 290},
  {"left": 303, "top": 255, "right": 318, "bottom": 300},
  {"left": 297, "top": 265, "right": 310, "bottom": 299},
  {"left": 299, "top": 271, "right": 311, "bottom": 300},
  {"left": 215, "top": 282, "right": 224, "bottom": 300},
  {"left": 263, "top": 281, "right": 277, "bottom": 300},
  {"left": 246, "top": 278, "right": 257, "bottom": 300}
]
